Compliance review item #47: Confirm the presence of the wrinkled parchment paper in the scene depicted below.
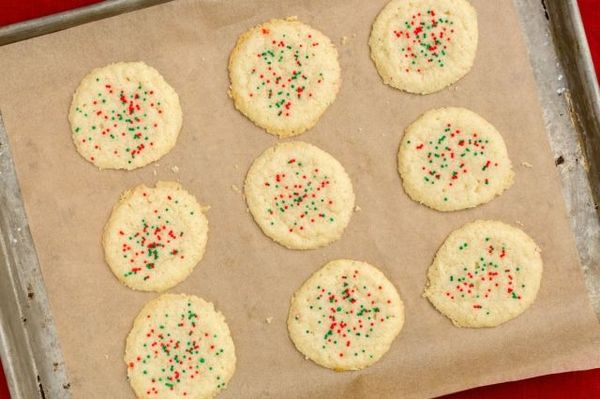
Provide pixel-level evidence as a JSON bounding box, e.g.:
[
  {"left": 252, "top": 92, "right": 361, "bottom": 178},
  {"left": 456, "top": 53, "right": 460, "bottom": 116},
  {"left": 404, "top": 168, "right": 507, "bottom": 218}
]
[{"left": 0, "top": 0, "right": 598, "bottom": 397}]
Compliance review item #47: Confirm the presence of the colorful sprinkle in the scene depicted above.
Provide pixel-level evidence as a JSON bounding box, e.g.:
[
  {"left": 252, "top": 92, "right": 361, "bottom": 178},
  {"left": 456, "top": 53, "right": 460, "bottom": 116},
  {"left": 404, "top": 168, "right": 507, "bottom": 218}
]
[
  {"left": 392, "top": 9, "right": 455, "bottom": 74},
  {"left": 247, "top": 28, "right": 325, "bottom": 117},
  {"left": 410, "top": 122, "right": 497, "bottom": 194},
  {"left": 262, "top": 158, "right": 336, "bottom": 233},
  {"left": 444, "top": 236, "right": 523, "bottom": 314},
  {"left": 120, "top": 194, "right": 184, "bottom": 282},
  {"left": 73, "top": 80, "right": 164, "bottom": 164}
]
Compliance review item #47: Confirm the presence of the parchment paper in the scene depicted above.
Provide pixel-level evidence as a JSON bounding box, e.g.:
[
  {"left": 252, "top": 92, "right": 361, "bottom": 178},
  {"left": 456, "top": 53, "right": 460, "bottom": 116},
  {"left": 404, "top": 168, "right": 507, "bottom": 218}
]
[{"left": 0, "top": 0, "right": 598, "bottom": 397}]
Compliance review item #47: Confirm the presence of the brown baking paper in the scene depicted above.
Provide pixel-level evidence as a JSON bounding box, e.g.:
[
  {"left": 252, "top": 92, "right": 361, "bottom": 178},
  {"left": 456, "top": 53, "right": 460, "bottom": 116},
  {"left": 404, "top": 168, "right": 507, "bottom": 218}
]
[{"left": 0, "top": 0, "right": 598, "bottom": 397}]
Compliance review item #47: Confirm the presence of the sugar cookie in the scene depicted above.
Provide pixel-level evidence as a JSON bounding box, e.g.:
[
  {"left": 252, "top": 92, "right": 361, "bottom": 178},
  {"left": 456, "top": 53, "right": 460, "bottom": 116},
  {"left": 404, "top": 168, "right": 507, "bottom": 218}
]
[
  {"left": 370, "top": 0, "right": 478, "bottom": 94},
  {"left": 103, "top": 181, "right": 208, "bottom": 292},
  {"left": 69, "top": 62, "right": 182, "bottom": 169},
  {"left": 288, "top": 259, "right": 404, "bottom": 370},
  {"left": 245, "top": 142, "right": 355, "bottom": 249},
  {"left": 424, "top": 220, "right": 543, "bottom": 327},
  {"left": 125, "top": 294, "right": 236, "bottom": 398},
  {"left": 229, "top": 17, "right": 341, "bottom": 137},
  {"left": 398, "top": 107, "right": 513, "bottom": 211}
]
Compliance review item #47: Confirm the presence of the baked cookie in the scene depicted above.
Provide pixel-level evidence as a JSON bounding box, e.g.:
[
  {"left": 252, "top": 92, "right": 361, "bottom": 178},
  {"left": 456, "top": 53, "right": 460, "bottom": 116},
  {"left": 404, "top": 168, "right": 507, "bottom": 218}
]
[
  {"left": 229, "top": 17, "right": 341, "bottom": 137},
  {"left": 288, "top": 259, "right": 404, "bottom": 370},
  {"left": 369, "top": 0, "right": 478, "bottom": 94},
  {"left": 244, "top": 142, "right": 355, "bottom": 249},
  {"left": 424, "top": 220, "right": 543, "bottom": 328},
  {"left": 103, "top": 181, "right": 208, "bottom": 292},
  {"left": 125, "top": 294, "right": 236, "bottom": 399},
  {"left": 69, "top": 62, "right": 182, "bottom": 170},
  {"left": 398, "top": 107, "right": 514, "bottom": 211}
]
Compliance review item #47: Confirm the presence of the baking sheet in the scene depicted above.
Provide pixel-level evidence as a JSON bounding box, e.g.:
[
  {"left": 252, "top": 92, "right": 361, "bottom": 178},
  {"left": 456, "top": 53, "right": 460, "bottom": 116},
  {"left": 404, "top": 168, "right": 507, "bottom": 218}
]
[{"left": 0, "top": 0, "right": 598, "bottom": 397}]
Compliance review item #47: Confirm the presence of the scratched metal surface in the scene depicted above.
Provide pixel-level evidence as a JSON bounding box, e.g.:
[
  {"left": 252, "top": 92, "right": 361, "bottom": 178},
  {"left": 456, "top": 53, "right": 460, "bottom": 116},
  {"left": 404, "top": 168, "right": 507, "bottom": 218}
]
[
  {"left": 0, "top": 0, "right": 598, "bottom": 398},
  {"left": 515, "top": 0, "right": 600, "bottom": 315}
]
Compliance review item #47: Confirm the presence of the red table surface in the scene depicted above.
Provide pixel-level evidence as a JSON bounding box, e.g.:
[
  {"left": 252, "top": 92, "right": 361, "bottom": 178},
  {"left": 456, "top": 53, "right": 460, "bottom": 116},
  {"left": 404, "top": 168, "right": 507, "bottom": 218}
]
[{"left": 0, "top": 1, "right": 598, "bottom": 398}]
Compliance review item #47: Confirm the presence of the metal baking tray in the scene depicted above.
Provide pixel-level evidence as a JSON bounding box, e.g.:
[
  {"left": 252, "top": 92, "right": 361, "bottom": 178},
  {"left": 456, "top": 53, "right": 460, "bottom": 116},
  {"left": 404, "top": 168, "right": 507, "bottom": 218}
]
[{"left": 0, "top": 0, "right": 598, "bottom": 398}]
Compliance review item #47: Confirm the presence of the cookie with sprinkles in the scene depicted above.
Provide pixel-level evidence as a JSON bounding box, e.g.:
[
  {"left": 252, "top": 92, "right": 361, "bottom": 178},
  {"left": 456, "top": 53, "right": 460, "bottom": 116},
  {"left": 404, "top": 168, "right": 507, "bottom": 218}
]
[
  {"left": 229, "top": 17, "right": 341, "bottom": 137},
  {"left": 369, "top": 0, "right": 478, "bottom": 94},
  {"left": 424, "top": 220, "right": 543, "bottom": 328},
  {"left": 125, "top": 294, "right": 236, "bottom": 399},
  {"left": 288, "top": 259, "right": 404, "bottom": 371},
  {"left": 103, "top": 181, "right": 208, "bottom": 292},
  {"left": 69, "top": 62, "right": 182, "bottom": 170},
  {"left": 244, "top": 142, "right": 355, "bottom": 250},
  {"left": 398, "top": 107, "right": 514, "bottom": 211}
]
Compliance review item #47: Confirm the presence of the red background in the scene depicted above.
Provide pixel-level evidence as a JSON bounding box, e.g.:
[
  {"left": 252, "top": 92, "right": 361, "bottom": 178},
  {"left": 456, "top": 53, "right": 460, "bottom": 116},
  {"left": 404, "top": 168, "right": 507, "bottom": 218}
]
[{"left": 0, "top": 1, "right": 598, "bottom": 398}]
